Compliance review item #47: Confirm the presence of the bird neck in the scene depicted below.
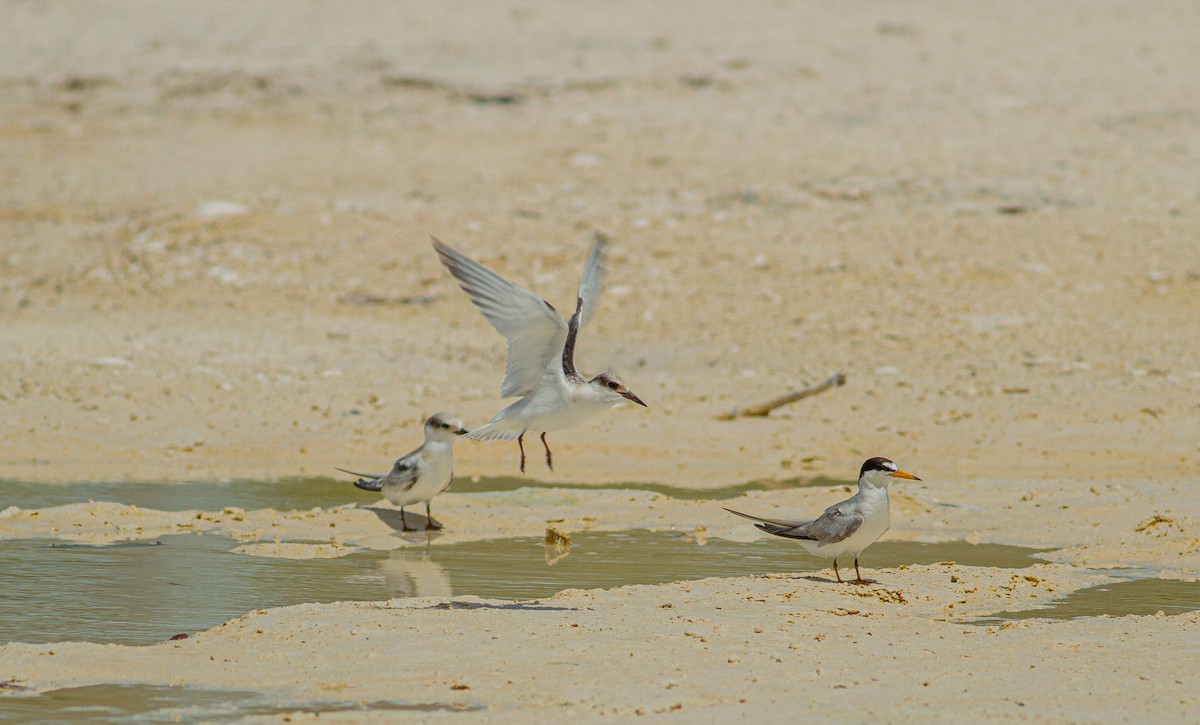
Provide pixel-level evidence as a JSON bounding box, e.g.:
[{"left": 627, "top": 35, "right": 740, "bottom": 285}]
[
  {"left": 423, "top": 435, "right": 456, "bottom": 450},
  {"left": 857, "top": 477, "right": 890, "bottom": 495},
  {"left": 572, "top": 383, "right": 621, "bottom": 410}
]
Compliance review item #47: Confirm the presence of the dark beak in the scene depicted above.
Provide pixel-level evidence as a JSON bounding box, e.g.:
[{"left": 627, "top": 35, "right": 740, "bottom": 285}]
[
  {"left": 620, "top": 389, "right": 647, "bottom": 407},
  {"left": 456, "top": 427, "right": 470, "bottom": 435}
]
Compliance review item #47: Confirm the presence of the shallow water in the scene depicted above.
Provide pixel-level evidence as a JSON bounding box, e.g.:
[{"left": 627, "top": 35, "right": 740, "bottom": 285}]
[
  {"left": 0, "top": 475, "right": 849, "bottom": 513},
  {"left": 0, "top": 684, "right": 479, "bottom": 724},
  {"left": 978, "top": 578, "right": 1200, "bottom": 622},
  {"left": 0, "top": 531, "right": 1044, "bottom": 646}
]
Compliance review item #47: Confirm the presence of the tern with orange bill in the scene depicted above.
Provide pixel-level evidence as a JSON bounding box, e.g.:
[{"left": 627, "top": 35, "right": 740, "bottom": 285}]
[{"left": 725, "top": 457, "right": 921, "bottom": 584}]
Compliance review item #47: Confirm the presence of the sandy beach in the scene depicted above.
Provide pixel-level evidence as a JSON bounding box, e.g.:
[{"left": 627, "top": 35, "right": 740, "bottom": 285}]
[{"left": 2, "top": 0, "right": 1200, "bottom": 721}]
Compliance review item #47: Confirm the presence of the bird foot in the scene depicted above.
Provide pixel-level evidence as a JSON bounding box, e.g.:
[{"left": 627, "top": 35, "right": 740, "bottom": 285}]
[
  {"left": 425, "top": 519, "right": 443, "bottom": 530},
  {"left": 849, "top": 578, "right": 876, "bottom": 586}
]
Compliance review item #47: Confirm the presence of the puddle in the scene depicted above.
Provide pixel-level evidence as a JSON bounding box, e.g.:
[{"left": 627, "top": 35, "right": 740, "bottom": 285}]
[
  {"left": 0, "top": 684, "right": 479, "bottom": 724},
  {"left": 0, "top": 478, "right": 361, "bottom": 513},
  {"left": 0, "top": 534, "right": 393, "bottom": 647},
  {"left": 0, "top": 531, "right": 1043, "bottom": 646},
  {"left": 977, "top": 578, "right": 1200, "bottom": 623},
  {"left": 0, "top": 475, "right": 851, "bottom": 513}
]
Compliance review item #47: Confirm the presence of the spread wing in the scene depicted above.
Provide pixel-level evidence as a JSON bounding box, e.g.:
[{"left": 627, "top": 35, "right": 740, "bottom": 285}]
[
  {"left": 433, "top": 238, "right": 567, "bottom": 398},
  {"left": 561, "top": 233, "right": 609, "bottom": 378},
  {"left": 576, "top": 232, "right": 607, "bottom": 329}
]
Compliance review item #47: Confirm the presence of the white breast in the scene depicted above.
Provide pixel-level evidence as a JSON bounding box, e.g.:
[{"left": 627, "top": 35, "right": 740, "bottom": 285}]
[{"left": 510, "top": 376, "right": 613, "bottom": 432}]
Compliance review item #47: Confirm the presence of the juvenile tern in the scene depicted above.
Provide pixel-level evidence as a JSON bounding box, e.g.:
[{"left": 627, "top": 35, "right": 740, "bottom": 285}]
[
  {"left": 337, "top": 412, "right": 468, "bottom": 531},
  {"left": 725, "top": 457, "right": 921, "bottom": 584},
  {"left": 433, "top": 236, "right": 646, "bottom": 472}
]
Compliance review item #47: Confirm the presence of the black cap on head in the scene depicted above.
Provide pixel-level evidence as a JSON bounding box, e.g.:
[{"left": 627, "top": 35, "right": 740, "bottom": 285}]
[{"left": 860, "top": 457, "right": 898, "bottom": 477}]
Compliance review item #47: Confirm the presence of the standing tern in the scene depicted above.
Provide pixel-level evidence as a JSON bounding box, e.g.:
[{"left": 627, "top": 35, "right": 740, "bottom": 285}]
[
  {"left": 432, "top": 235, "right": 646, "bottom": 473},
  {"left": 337, "top": 412, "right": 468, "bottom": 531},
  {"left": 724, "top": 457, "right": 921, "bottom": 584}
]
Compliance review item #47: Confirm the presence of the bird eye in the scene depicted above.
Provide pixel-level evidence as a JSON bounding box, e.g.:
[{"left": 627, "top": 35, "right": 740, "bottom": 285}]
[
  {"left": 606, "top": 381, "right": 620, "bottom": 390},
  {"left": 440, "top": 423, "right": 450, "bottom": 429}
]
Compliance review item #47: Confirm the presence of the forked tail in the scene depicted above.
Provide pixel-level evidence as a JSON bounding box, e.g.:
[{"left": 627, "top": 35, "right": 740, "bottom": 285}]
[
  {"left": 336, "top": 466, "right": 385, "bottom": 492},
  {"left": 723, "top": 507, "right": 814, "bottom": 529}
]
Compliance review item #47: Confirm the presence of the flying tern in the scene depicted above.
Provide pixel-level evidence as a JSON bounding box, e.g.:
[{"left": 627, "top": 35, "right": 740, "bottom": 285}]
[{"left": 432, "top": 235, "right": 646, "bottom": 472}]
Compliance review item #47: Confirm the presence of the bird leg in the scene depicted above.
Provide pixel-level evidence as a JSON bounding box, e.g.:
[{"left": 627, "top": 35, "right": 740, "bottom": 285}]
[
  {"left": 399, "top": 506, "right": 416, "bottom": 532},
  {"left": 833, "top": 558, "right": 842, "bottom": 583},
  {"left": 540, "top": 432, "right": 553, "bottom": 471},
  {"left": 852, "top": 557, "right": 872, "bottom": 585},
  {"left": 517, "top": 434, "right": 526, "bottom": 473},
  {"left": 425, "top": 500, "right": 442, "bottom": 530}
]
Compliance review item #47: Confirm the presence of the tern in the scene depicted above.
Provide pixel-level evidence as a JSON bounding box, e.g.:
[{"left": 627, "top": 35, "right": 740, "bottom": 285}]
[
  {"left": 433, "top": 236, "right": 646, "bottom": 472},
  {"left": 724, "top": 457, "right": 921, "bottom": 584},
  {"left": 337, "top": 412, "right": 468, "bottom": 531}
]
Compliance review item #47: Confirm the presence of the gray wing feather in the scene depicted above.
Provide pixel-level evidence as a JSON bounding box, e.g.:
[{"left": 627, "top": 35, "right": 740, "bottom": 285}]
[
  {"left": 432, "top": 238, "right": 567, "bottom": 398},
  {"left": 350, "top": 475, "right": 384, "bottom": 493},
  {"left": 576, "top": 232, "right": 607, "bottom": 328},
  {"left": 724, "top": 507, "right": 815, "bottom": 529},
  {"left": 382, "top": 456, "right": 421, "bottom": 493},
  {"left": 753, "top": 522, "right": 816, "bottom": 539},
  {"left": 799, "top": 504, "right": 865, "bottom": 544},
  {"left": 728, "top": 504, "right": 864, "bottom": 545},
  {"left": 340, "top": 454, "right": 419, "bottom": 494}
]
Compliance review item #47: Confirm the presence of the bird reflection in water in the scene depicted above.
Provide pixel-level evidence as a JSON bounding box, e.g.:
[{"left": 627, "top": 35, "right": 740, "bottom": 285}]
[{"left": 376, "top": 548, "right": 453, "bottom": 599}]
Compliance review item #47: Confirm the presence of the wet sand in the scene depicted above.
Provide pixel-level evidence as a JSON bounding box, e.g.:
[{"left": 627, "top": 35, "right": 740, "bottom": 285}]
[
  {"left": 3, "top": 569, "right": 1196, "bottom": 722},
  {"left": 3, "top": 0, "right": 1200, "bottom": 721}
]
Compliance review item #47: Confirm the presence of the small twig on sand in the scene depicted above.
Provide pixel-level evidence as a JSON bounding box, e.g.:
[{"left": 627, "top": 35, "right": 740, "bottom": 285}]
[{"left": 717, "top": 373, "right": 847, "bottom": 420}]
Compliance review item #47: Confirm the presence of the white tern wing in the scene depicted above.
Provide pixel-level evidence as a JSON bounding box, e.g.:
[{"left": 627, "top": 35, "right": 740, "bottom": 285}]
[
  {"left": 576, "top": 232, "right": 608, "bottom": 329},
  {"left": 433, "top": 238, "right": 567, "bottom": 398}
]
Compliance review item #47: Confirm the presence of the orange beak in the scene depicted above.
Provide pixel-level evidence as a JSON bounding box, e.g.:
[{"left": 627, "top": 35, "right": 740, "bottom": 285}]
[{"left": 889, "top": 469, "right": 921, "bottom": 481}]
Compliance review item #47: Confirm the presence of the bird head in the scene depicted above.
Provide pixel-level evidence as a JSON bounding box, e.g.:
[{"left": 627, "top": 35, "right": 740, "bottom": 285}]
[
  {"left": 424, "top": 412, "right": 469, "bottom": 441},
  {"left": 587, "top": 372, "right": 647, "bottom": 408},
  {"left": 859, "top": 457, "right": 920, "bottom": 488}
]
